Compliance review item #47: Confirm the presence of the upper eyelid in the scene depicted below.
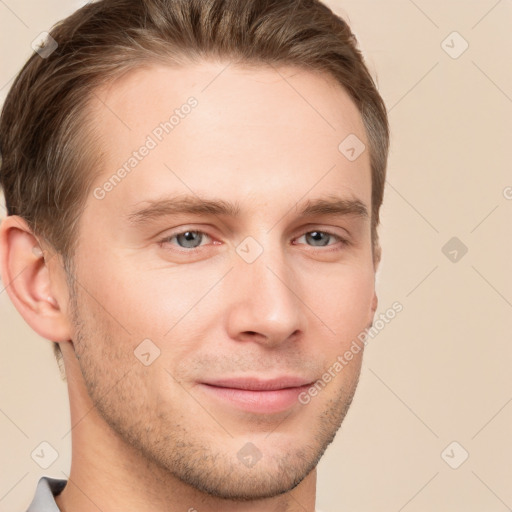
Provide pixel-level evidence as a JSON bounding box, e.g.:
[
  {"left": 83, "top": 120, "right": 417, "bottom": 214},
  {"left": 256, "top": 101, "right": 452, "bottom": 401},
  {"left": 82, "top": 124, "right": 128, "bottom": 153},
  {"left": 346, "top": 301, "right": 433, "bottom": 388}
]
[{"left": 161, "top": 220, "right": 351, "bottom": 236}]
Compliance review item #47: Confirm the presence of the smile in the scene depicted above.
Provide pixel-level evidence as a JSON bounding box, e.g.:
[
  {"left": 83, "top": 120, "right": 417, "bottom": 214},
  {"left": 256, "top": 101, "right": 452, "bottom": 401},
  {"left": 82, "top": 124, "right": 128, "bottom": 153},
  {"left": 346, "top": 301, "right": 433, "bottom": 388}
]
[{"left": 198, "top": 376, "right": 315, "bottom": 414}]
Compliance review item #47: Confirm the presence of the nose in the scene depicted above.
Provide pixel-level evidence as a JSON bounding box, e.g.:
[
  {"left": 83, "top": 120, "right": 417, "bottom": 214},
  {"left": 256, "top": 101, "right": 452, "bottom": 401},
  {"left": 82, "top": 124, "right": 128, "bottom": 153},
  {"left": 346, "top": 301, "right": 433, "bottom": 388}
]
[{"left": 224, "top": 243, "right": 308, "bottom": 348}]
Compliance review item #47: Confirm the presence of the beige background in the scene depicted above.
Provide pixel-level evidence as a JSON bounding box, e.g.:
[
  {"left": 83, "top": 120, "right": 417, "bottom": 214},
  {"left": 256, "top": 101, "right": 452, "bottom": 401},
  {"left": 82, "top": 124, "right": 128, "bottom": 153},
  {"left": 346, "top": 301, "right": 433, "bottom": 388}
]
[{"left": 1, "top": 1, "right": 511, "bottom": 511}]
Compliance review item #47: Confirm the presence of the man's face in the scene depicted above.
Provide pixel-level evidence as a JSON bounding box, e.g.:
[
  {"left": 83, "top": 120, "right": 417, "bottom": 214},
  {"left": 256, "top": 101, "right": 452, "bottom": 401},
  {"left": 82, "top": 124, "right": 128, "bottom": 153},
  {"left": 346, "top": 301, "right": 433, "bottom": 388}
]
[{"left": 67, "top": 62, "right": 377, "bottom": 499}]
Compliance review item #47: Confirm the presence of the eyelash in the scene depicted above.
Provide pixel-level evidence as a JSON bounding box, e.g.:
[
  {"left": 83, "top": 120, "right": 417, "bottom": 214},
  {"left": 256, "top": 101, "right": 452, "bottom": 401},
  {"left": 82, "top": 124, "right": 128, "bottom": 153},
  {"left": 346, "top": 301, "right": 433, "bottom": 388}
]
[{"left": 158, "top": 228, "right": 350, "bottom": 253}]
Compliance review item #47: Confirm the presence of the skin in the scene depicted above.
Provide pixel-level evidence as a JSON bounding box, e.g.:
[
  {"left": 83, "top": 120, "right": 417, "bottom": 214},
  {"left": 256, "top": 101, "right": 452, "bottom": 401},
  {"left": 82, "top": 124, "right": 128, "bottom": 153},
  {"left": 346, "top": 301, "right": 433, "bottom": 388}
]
[{"left": 0, "top": 61, "right": 379, "bottom": 512}]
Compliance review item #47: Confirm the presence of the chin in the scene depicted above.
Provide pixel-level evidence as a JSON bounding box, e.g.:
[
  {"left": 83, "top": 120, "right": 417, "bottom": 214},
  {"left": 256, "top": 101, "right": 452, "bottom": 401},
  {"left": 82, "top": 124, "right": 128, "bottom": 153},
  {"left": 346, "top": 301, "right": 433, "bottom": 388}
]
[{"left": 174, "top": 453, "right": 317, "bottom": 502}]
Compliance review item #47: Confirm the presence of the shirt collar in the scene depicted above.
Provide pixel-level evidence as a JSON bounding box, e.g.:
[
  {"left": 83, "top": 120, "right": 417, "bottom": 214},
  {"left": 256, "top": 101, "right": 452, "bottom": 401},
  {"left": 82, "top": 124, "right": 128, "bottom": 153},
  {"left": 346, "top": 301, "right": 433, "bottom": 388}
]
[{"left": 26, "top": 477, "right": 67, "bottom": 512}]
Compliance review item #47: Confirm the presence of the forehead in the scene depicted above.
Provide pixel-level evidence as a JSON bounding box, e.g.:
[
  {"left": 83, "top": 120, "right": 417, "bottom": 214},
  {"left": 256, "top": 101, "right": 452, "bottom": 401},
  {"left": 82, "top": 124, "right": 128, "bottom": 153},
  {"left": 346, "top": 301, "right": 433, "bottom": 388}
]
[{"left": 86, "top": 62, "right": 371, "bottom": 218}]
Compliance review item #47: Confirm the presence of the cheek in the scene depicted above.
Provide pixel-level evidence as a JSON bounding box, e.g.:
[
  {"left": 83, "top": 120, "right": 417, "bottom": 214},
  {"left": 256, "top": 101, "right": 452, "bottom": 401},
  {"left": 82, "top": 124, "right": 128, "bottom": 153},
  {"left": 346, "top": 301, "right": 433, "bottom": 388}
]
[
  {"left": 307, "top": 269, "right": 374, "bottom": 372},
  {"left": 307, "top": 263, "right": 375, "bottom": 330},
  {"left": 75, "top": 253, "right": 187, "bottom": 339}
]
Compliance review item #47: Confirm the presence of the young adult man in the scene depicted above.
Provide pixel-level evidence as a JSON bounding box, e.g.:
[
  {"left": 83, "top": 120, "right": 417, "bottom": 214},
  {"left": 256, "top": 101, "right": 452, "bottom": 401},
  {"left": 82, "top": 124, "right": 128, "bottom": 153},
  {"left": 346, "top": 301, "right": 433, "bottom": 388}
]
[{"left": 0, "top": 1, "right": 389, "bottom": 510}]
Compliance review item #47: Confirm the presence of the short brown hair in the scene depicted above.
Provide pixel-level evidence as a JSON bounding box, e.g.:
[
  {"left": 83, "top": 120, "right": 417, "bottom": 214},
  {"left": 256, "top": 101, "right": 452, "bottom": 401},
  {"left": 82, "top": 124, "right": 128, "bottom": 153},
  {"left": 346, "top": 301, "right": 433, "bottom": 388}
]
[{"left": 0, "top": 0, "right": 389, "bottom": 362}]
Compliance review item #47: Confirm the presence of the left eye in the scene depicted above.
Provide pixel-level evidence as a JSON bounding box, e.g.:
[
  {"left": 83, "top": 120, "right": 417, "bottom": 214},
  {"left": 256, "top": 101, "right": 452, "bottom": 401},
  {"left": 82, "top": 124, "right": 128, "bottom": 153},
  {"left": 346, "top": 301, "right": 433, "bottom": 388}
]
[
  {"left": 161, "top": 230, "right": 211, "bottom": 250},
  {"left": 160, "top": 229, "right": 344, "bottom": 251},
  {"left": 294, "top": 230, "right": 343, "bottom": 247}
]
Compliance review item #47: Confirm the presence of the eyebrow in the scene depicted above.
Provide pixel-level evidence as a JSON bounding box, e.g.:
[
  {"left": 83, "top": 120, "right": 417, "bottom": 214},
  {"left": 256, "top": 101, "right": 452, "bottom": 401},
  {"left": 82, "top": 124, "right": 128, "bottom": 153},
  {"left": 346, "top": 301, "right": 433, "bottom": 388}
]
[{"left": 126, "top": 193, "right": 369, "bottom": 226}]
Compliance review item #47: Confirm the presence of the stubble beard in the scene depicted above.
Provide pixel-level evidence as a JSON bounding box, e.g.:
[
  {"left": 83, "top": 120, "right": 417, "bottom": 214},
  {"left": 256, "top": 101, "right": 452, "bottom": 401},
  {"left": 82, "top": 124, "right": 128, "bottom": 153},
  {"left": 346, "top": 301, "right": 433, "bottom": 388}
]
[{"left": 66, "top": 267, "right": 362, "bottom": 502}]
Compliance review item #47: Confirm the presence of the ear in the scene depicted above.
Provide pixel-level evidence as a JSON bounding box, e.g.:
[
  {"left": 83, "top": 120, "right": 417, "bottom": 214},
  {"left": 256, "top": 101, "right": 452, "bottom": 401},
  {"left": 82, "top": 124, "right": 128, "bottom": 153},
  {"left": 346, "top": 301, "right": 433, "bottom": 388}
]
[
  {"left": 369, "top": 242, "right": 380, "bottom": 326},
  {"left": 0, "top": 215, "right": 73, "bottom": 342},
  {"left": 373, "top": 242, "right": 382, "bottom": 271},
  {"left": 370, "top": 290, "right": 378, "bottom": 316}
]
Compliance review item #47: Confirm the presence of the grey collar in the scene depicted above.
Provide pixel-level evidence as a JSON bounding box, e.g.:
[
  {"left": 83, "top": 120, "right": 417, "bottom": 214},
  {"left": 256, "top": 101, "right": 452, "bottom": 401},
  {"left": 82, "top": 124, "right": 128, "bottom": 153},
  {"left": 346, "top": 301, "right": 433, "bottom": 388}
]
[{"left": 26, "top": 477, "right": 67, "bottom": 512}]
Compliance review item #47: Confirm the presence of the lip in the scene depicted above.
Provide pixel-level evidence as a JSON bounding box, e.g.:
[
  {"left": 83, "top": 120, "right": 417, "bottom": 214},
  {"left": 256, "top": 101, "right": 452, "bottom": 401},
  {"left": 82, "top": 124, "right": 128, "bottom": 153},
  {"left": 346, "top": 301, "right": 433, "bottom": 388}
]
[{"left": 198, "top": 376, "right": 314, "bottom": 414}]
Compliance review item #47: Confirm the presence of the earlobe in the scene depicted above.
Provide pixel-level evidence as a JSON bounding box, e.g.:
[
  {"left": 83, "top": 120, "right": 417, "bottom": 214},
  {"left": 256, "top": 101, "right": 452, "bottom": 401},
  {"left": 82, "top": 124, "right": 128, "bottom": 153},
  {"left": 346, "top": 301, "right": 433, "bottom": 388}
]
[{"left": 0, "top": 215, "right": 72, "bottom": 342}]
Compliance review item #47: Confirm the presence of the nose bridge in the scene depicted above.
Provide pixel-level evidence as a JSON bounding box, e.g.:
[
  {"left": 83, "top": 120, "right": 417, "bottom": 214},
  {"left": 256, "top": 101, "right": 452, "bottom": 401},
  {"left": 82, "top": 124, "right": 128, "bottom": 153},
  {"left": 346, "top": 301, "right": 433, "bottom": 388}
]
[{"left": 226, "top": 232, "right": 306, "bottom": 344}]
